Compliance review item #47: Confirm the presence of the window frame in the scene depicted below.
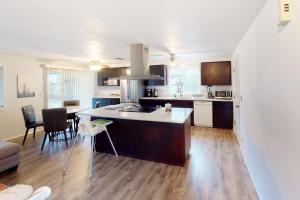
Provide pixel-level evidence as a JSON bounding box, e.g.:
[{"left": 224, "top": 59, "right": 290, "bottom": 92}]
[
  {"left": 168, "top": 66, "right": 201, "bottom": 96},
  {"left": 46, "top": 68, "right": 90, "bottom": 109},
  {"left": 0, "top": 64, "right": 6, "bottom": 110}
]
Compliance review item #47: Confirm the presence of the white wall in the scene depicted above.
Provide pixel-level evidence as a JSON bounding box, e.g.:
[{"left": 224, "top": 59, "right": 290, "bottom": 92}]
[
  {"left": 232, "top": 0, "right": 300, "bottom": 199},
  {"left": 0, "top": 54, "right": 44, "bottom": 140},
  {"left": 0, "top": 55, "right": 95, "bottom": 140}
]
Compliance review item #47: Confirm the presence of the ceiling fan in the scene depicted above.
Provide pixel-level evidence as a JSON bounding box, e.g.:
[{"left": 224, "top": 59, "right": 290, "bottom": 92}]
[{"left": 169, "top": 53, "right": 176, "bottom": 67}]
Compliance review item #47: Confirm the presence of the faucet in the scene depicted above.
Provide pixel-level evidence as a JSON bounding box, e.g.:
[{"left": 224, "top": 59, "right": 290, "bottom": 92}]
[{"left": 176, "top": 80, "right": 184, "bottom": 97}]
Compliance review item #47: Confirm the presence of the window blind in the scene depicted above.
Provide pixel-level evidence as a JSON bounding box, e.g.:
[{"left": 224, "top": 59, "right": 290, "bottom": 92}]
[{"left": 47, "top": 68, "right": 93, "bottom": 108}]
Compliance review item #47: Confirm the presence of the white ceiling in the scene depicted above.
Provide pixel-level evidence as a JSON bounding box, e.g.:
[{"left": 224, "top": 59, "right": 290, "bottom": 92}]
[{"left": 0, "top": 0, "right": 266, "bottom": 65}]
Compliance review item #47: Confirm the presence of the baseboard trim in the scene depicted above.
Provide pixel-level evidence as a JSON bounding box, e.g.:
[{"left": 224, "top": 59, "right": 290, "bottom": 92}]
[{"left": 4, "top": 128, "right": 44, "bottom": 142}]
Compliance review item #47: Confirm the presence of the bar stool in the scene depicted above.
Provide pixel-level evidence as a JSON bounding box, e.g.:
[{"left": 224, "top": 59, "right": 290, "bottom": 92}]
[{"left": 63, "top": 119, "right": 118, "bottom": 177}]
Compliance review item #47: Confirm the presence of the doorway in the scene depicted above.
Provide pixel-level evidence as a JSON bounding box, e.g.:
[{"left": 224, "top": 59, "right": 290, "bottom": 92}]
[{"left": 233, "top": 55, "right": 241, "bottom": 140}]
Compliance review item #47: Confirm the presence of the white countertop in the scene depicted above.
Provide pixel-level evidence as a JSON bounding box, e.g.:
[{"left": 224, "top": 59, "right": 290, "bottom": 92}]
[
  {"left": 140, "top": 96, "right": 233, "bottom": 102},
  {"left": 77, "top": 104, "right": 193, "bottom": 124},
  {"left": 92, "top": 96, "right": 232, "bottom": 102}
]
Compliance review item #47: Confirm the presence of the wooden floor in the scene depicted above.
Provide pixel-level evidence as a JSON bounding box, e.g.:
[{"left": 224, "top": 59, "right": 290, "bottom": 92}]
[{"left": 0, "top": 127, "right": 258, "bottom": 200}]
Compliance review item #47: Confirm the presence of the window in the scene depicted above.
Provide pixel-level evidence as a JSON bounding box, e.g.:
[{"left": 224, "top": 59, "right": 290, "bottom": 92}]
[
  {"left": 169, "top": 66, "right": 200, "bottom": 95},
  {"left": 47, "top": 68, "right": 93, "bottom": 108},
  {"left": 0, "top": 66, "right": 4, "bottom": 109}
]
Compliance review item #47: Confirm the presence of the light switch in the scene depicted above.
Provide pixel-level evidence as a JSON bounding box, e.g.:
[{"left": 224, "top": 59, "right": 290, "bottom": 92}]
[{"left": 278, "top": 0, "right": 291, "bottom": 25}]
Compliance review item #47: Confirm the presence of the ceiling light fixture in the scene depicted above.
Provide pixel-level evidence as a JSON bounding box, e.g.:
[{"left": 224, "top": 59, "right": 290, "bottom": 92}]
[{"left": 89, "top": 60, "right": 102, "bottom": 71}]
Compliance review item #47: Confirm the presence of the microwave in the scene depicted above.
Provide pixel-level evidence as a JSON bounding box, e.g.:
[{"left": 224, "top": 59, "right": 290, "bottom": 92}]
[
  {"left": 215, "top": 90, "right": 232, "bottom": 98},
  {"left": 102, "top": 78, "right": 119, "bottom": 86}
]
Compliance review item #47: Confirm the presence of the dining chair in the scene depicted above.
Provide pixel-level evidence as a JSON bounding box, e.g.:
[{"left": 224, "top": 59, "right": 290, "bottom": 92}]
[
  {"left": 95, "top": 100, "right": 100, "bottom": 108},
  {"left": 64, "top": 119, "right": 118, "bottom": 177},
  {"left": 41, "top": 108, "right": 72, "bottom": 151},
  {"left": 63, "top": 100, "right": 80, "bottom": 134},
  {"left": 63, "top": 100, "right": 80, "bottom": 107},
  {"left": 21, "top": 105, "right": 44, "bottom": 145}
]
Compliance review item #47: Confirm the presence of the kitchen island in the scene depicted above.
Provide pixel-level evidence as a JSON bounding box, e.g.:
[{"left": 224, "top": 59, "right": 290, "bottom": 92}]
[{"left": 78, "top": 105, "right": 193, "bottom": 166}]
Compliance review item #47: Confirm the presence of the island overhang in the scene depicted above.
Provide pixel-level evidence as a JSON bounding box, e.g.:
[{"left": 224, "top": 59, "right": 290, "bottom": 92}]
[{"left": 78, "top": 106, "right": 193, "bottom": 124}]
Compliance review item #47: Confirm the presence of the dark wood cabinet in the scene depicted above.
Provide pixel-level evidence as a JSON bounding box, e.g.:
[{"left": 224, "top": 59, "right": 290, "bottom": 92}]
[
  {"left": 212, "top": 101, "right": 233, "bottom": 129},
  {"left": 139, "top": 99, "right": 192, "bottom": 108},
  {"left": 144, "top": 65, "right": 168, "bottom": 86},
  {"left": 111, "top": 98, "right": 121, "bottom": 105},
  {"left": 201, "top": 61, "right": 232, "bottom": 85},
  {"left": 140, "top": 98, "right": 233, "bottom": 129},
  {"left": 94, "top": 116, "right": 191, "bottom": 166},
  {"left": 97, "top": 67, "right": 127, "bottom": 86}
]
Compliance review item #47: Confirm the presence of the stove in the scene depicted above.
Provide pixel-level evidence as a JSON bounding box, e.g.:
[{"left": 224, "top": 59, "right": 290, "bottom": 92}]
[{"left": 119, "top": 106, "right": 157, "bottom": 113}]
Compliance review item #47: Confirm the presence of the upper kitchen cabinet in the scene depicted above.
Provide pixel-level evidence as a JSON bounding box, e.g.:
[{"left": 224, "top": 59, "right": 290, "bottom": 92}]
[
  {"left": 144, "top": 65, "right": 168, "bottom": 86},
  {"left": 201, "top": 61, "right": 232, "bottom": 85},
  {"left": 97, "top": 67, "right": 127, "bottom": 86}
]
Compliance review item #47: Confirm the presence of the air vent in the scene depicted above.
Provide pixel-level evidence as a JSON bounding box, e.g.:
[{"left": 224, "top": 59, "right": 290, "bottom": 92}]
[
  {"left": 278, "top": 0, "right": 291, "bottom": 25},
  {"left": 114, "top": 58, "right": 124, "bottom": 60}
]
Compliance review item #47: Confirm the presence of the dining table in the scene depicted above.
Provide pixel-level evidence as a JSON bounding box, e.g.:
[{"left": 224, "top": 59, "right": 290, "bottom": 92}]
[
  {"left": 36, "top": 106, "right": 89, "bottom": 143},
  {"left": 65, "top": 106, "right": 89, "bottom": 134},
  {"left": 66, "top": 106, "right": 89, "bottom": 115}
]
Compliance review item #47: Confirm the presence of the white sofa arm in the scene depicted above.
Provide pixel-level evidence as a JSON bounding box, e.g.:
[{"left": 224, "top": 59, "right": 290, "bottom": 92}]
[{"left": 27, "top": 186, "right": 51, "bottom": 200}]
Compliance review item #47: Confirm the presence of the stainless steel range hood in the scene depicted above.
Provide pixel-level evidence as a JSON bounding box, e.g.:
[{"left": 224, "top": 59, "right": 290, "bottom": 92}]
[
  {"left": 119, "top": 44, "right": 163, "bottom": 103},
  {"left": 118, "top": 44, "right": 163, "bottom": 80}
]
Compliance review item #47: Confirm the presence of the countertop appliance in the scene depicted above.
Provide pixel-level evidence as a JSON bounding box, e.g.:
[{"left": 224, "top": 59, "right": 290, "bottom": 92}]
[
  {"left": 145, "top": 88, "right": 158, "bottom": 97},
  {"left": 145, "top": 89, "right": 153, "bottom": 97},
  {"left": 215, "top": 90, "right": 232, "bottom": 99},
  {"left": 153, "top": 88, "right": 158, "bottom": 97},
  {"left": 194, "top": 101, "right": 212, "bottom": 127}
]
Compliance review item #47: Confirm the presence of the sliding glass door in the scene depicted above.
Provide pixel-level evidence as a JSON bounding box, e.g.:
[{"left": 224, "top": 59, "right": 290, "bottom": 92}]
[
  {"left": 48, "top": 69, "right": 62, "bottom": 108},
  {"left": 46, "top": 68, "right": 93, "bottom": 108}
]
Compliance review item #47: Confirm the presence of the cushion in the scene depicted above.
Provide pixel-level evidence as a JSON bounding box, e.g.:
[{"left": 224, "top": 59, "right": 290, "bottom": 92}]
[
  {"left": 0, "top": 184, "right": 33, "bottom": 200},
  {"left": 0, "top": 153, "right": 20, "bottom": 172},
  {"left": 0, "top": 141, "right": 21, "bottom": 159},
  {"left": 28, "top": 186, "right": 51, "bottom": 200}
]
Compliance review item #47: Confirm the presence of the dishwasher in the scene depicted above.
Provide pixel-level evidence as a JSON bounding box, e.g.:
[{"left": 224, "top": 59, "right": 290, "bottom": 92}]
[{"left": 193, "top": 101, "right": 213, "bottom": 127}]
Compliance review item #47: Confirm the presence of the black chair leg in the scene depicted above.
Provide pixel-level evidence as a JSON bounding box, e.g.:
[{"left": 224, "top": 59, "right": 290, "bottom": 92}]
[
  {"left": 69, "top": 123, "right": 73, "bottom": 137},
  {"left": 22, "top": 128, "right": 29, "bottom": 145},
  {"left": 41, "top": 133, "right": 48, "bottom": 151},
  {"left": 33, "top": 127, "right": 36, "bottom": 138},
  {"left": 63, "top": 130, "right": 68, "bottom": 147},
  {"left": 73, "top": 119, "right": 76, "bottom": 134},
  {"left": 48, "top": 132, "right": 51, "bottom": 141},
  {"left": 75, "top": 117, "right": 80, "bottom": 136}
]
